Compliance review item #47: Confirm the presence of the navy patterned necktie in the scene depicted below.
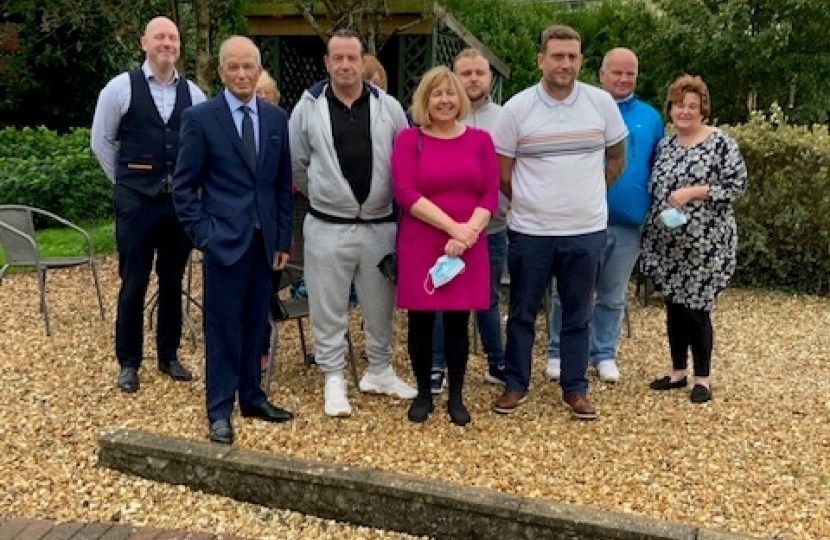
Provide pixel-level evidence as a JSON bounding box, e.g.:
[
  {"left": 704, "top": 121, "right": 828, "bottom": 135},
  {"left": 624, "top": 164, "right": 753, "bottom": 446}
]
[{"left": 240, "top": 105, "right": 257, "bottom": 170}]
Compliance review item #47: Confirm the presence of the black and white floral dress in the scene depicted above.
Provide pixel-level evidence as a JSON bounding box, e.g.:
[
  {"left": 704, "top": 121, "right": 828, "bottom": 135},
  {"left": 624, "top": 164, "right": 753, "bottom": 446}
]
[{"left": 641, "top": 130, "right": 747, "bottom": 311}]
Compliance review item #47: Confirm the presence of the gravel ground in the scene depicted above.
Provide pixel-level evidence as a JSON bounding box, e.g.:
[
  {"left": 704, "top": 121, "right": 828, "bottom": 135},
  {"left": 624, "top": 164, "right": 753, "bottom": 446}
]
[{"left": 1, "top": 257, "right": 828, "bottom": 539}]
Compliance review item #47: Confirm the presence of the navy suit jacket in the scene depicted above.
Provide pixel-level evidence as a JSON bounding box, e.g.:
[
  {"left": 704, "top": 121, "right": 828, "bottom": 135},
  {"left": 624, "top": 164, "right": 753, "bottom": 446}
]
[{"left": 173, "top": 93, "right": 293, "bottom": 266}]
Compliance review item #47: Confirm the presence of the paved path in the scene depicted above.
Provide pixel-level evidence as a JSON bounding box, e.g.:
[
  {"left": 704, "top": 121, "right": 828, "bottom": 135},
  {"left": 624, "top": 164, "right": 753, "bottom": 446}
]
[{"left": 0, "top": 518, "right": 248, "bottom": 540}]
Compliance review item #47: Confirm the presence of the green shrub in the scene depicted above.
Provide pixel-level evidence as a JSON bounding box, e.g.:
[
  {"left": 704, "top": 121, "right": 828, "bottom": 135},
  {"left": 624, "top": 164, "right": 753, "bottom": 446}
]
[
  {"left": 726, "top": 107, "right": 830, "bottom": 294},
  {"left": 0, "top": 126, "right": 112, "bottom": 223}
]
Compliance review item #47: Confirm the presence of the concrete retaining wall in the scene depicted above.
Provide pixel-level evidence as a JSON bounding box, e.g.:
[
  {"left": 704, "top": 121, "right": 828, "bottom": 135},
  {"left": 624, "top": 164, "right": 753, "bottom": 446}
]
[{"left": 97, "top": 429, "right": 761, "bottom": 540}]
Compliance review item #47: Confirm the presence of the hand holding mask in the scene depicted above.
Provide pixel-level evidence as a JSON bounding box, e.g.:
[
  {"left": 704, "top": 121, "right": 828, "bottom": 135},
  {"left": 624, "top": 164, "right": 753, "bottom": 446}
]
[{"left": 424, "top": 255, "right": 465, "bottom": 295}]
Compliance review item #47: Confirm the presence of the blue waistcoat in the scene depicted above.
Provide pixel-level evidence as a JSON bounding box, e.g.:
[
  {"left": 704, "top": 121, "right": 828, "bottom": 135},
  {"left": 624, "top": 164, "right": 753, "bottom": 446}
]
[{"left": 115, "top": 70, "right": 192, "bottom": 196}]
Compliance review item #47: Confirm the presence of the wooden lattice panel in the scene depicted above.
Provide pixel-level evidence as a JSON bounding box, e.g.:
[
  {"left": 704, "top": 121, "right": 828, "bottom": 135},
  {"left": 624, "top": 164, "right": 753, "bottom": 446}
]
[
  {"left": 398, "top": 35, "right": 431, "bottom": 108},
  {"left": 253, "top": 36, "right": 328, "bottom": 113}
]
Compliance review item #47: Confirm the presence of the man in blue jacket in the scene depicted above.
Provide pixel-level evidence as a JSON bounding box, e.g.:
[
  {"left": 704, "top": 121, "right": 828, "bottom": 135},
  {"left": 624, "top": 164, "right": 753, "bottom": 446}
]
[{"left": 547, "top": 47, "right": 664, "bottom": 383}]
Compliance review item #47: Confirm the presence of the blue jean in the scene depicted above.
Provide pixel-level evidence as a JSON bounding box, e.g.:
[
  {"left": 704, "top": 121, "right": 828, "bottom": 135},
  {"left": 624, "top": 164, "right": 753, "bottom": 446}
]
[
  {"left": 503, "top": 229, "right": 605, "bottom": 396},
  {"left": 547, "top": 225, "right": 641, "bottom": 364},
  {"left": 433, "top": 229, "right": 507, "bottom": 370}
]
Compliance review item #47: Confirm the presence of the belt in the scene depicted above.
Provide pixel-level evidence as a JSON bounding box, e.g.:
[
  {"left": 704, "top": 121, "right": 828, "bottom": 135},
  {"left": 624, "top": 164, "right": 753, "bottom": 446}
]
[{"left": 308, "top": 206, "right": 396, "bottom": 225}]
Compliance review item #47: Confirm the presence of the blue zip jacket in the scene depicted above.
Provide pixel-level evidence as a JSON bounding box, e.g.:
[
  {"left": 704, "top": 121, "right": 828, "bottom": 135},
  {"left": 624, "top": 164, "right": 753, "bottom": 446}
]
[{"left": 607, "top": 95, "right": 664, "bottom": 227}]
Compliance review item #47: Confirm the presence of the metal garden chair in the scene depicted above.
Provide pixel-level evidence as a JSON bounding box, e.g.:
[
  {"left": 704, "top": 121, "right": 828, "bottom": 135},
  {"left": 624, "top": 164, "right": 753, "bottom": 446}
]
[{"left": 0, "top": 204, "right": 105, "bottom": 335}]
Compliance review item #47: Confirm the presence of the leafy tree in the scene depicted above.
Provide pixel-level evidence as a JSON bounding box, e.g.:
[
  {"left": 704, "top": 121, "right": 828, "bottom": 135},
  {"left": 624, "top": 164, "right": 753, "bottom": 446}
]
[
  {"left": 443, "top": 0, "right": 830, "bottom": 125},
  {"left": 188, "top": 0, "right": 248, "bottom": 93},
  {"left": 0, "top": 0, "right": 246, "bottom": 131},
  {"left": 0, "top": 0, "right": 159, "bottom": 130},
  {"left": 647, "top": 0, "right": 830, "bottom": 124}
]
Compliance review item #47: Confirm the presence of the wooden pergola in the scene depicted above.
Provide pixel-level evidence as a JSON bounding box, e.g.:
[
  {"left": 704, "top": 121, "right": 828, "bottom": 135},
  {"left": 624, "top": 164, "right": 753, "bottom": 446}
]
[{"left": 243, "top": 1, "right": 510, "bottom": 110}]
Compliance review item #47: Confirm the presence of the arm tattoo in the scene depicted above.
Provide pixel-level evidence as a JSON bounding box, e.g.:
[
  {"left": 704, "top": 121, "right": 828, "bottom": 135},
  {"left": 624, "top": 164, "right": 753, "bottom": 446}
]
[{"left": 605, "top": 140, "right": 626, "bottom": 187}]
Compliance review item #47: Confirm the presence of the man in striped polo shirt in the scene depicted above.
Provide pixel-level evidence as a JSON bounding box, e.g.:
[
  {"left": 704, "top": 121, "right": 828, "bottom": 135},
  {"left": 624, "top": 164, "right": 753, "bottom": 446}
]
[{"left": 492, "top": 24, "right": 627, "bottom": 420}]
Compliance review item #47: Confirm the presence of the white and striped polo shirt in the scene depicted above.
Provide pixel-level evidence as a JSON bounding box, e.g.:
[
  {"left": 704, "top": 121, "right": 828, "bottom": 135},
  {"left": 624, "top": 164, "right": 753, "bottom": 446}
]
[{"left": 493, "top": 81, "right": 627, "bottom": 236}]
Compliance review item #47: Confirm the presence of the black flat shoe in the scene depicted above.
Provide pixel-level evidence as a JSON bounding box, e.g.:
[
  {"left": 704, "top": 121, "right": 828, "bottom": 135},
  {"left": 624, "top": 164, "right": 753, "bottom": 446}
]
[
  {"left": 690, "top": 384, "right": 712, "bottom": 404},
  {"left": 447, "top": 401, "right": 471, "bottom": 427},
  {"left": 407, "top": 396, "right": 434, "bottom": 423},
  {"left": 159, "top": 360, "right": 193, "bottom": 382},
  {"left": 209, "top": 419, "right": 233, "bottom": 444},
  {"left": 649, "top": 375, "right": 687, "bottom": 391},
  {"left": 116, "top": 367, "right": 139, "bottom": 393},
  {"left": 241, "top": 401, "right": 294, "bottom": 423}
]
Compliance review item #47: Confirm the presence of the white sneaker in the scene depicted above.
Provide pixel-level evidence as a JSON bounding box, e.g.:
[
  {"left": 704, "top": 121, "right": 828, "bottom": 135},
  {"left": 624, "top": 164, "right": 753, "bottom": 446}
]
[
  {"left": 324, "top": 373, "right": 352, "bottom": 417},
  {"left": 359, "top": 366, "right": 417, "bottom": 399},
  {"left": 596, "top": 360, "right": 620, "bottom": 383},
  {"left": 545, "top": 358, "right": 561, "bottom": 381}
]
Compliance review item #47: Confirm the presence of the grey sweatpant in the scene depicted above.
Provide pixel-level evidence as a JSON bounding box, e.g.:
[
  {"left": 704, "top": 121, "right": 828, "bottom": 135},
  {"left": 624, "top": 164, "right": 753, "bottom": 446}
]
[{"left": 303, "top": 215, "right": 396, "bottom": 374}]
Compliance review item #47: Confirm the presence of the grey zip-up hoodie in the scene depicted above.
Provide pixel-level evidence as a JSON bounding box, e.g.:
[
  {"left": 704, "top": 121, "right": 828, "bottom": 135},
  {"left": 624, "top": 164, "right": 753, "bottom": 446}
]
[{"left": 289, "top": 81, "right": 409, "bottom": 220}]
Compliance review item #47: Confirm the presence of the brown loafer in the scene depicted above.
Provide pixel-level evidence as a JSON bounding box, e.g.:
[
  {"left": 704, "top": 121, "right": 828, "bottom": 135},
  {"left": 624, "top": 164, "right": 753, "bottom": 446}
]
[
  {"left": 493, "top": 389, "right": 527, "bottom": 414},
  {"left": 563, "top": 394, "right": 597, "bottom": 420}
]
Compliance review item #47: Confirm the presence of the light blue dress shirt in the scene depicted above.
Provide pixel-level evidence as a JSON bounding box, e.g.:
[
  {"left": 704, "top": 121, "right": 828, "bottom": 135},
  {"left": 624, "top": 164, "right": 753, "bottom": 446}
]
[{"left": 222, "top": 89, "right": 260, "bottom": 153}]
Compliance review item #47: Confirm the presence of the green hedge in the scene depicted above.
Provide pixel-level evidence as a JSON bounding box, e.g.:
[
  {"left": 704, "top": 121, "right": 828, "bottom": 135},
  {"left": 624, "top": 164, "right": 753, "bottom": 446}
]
[
  {"left": 0, "top": 127, "right": 112, "bottom": 223},
  {"left": 726, "top": 109, "right": 830, "bottom": 295}
]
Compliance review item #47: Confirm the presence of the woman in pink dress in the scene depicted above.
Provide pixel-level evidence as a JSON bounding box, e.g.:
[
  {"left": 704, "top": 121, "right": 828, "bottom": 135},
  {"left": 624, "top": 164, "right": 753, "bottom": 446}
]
[{"left": 391, "top": 66, "right": 499, "bottom": 425}]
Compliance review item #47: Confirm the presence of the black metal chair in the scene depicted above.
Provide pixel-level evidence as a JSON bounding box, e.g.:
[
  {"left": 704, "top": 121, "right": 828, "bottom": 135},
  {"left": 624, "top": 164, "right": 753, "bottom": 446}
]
[
  {"left": 145, "top": 251, "right": 203, "bottom": 350},
  {"left": 634, "top": 258, "right": 659, "bottom": 307}
]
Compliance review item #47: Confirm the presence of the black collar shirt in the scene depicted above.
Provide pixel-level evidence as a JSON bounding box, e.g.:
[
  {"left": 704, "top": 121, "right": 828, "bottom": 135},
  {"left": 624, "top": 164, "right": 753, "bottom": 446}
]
[{"left": 326, "top": 85, "right": 373, "bottom": 205}]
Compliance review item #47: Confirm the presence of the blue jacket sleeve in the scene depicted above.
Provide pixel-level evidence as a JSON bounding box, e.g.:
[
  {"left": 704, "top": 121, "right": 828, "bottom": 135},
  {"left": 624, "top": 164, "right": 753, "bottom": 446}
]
[
  {"left": 172, "top": 108, "right": 210, "bottom": 248},
  {"left": 275, "top": 108, "right": 294, "bottom": 254}
]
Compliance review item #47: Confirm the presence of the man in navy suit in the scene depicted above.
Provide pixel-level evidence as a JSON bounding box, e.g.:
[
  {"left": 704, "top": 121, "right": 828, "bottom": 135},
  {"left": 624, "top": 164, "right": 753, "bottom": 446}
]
[{"left": 173, "top": 35, "right": 294, "bottom": 444}]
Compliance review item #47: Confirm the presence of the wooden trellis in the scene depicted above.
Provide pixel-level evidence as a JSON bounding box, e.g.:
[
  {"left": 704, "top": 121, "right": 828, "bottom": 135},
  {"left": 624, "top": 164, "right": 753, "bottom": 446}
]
[{"left": 245, "top": 1, "right": 509, "bottom": 112}]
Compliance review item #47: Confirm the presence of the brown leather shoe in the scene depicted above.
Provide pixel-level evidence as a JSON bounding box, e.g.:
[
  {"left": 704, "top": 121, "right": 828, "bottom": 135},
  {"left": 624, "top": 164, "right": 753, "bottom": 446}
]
[
  {"left": 493, "top": 389, "right": 527, "bottom": 414},
  {"left": 563, "top": 394, "right": 597, "bottom": 420}
]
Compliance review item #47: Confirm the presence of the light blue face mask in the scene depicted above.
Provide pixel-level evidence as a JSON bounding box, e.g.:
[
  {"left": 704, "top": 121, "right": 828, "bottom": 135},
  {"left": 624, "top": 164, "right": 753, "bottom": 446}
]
[
  {"left": 424, "top": 255, "right": 465, "bottom": 295},
  {"left": 659, "top": 207, "right": 688, "bottom": 228}
]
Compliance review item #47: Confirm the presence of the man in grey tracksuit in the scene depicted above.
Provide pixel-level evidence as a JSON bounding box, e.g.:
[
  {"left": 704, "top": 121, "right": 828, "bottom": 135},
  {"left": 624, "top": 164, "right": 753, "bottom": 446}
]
[{"left": 289, "top": 29, "right": 415, "bottom": 417}]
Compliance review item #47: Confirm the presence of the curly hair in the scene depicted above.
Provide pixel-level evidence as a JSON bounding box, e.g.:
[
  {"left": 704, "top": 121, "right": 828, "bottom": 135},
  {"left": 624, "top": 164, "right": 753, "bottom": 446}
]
[{"left": 665, "top": 74, "right": 711, "bottom": 119}]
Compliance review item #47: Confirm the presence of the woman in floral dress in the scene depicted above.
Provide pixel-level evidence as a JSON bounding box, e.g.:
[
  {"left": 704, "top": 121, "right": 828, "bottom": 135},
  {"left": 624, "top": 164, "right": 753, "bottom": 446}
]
[{"left": 641, "top": 75, "right": 747, "bottom": 403}]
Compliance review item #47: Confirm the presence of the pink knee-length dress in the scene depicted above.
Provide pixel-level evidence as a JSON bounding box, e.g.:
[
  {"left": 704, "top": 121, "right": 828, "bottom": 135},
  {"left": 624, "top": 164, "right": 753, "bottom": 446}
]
[{"left": 391, "top": 126, "right": 499, "bottom": 311}]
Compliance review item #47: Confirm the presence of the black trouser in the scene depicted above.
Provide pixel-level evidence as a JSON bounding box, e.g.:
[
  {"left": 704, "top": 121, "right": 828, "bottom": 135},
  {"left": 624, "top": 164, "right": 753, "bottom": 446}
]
[
  {"left": 114, "top": 185, "right": 192, "bottom": 369},
  {"left": 666, "top": 301, "right": 712, "bottom": 377},
  {"left": 408, "top": 310, "right": 470, "bottom": 403}
]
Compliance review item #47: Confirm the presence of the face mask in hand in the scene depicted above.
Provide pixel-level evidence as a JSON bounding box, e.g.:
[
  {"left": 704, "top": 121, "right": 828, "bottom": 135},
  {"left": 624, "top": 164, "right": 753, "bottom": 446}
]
[
  {"left": 659, "top": 207, "right": 688, "bottom": 228},
  {"left": 424, "top": 255, "right": 465, "bottom": 295}
]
